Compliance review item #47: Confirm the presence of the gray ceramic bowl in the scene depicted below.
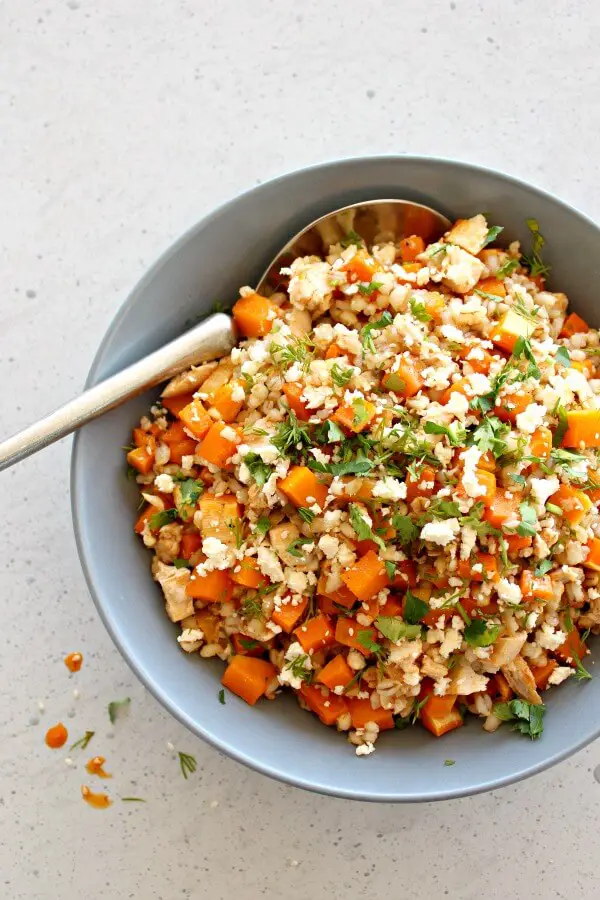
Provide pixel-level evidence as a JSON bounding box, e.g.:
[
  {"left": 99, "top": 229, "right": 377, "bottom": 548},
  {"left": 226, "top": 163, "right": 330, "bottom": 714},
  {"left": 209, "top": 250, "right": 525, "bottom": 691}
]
[{"left": 72, "top": 156, "right": 600, "bottom": 801}]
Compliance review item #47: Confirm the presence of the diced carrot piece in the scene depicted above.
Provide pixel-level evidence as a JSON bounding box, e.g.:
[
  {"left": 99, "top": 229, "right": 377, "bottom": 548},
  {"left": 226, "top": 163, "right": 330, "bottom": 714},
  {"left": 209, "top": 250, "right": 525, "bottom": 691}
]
[
  {"left": 195, "top": 609, "right": 221, "bottom": 643},
  {"left": 332, "top": 400, "right": 376, "bottom": 434},
  {"left": 341, "top": 550, "right": 390, "bottom": 602},
  {"left": 316, "top": 571, "right": 357, "bottom": 608},
  {"left": 334, "top": 618, "right": 375, "bottom": 656},
  {"left": 490, "top": 309, "right": 534, "bottom": 353},
  {"left": 293, "top": 615, "right": 335, "bottom": 653},
  {"left": 317, "top": 654, "right": 354, "bottom": 691},
  {"left": 572, "top": 358, "right": 595, "bottom": 378},
  {"left": 198, "top": 493, "right": 242, "bottom": 544},
  {"left": 221, "top": 656, "right": 276, "bottom": 705},
  {"left": 483, "top": 489, "right": 521, "bottom": 529},
  {"left": 505, "top": 534, "right": 532, "bottom": 555},
  {"left": 198, "top": 422, "right": 240, "bottom": 468},
  {"left": 478, "top": 451, "right": 496, "bottom": 472},
  {"left": 440, "top": 377, "right": 470, "bottom": 407},
  {"left": 477, "top": 277, "right": 506, "bottom": 298},
  {"left": 425, "top": 293, "right": 445, "bottom": 323},
  {"left": 531, "top": 660, "right": 558, "bottom": 690},
  {"left": 271, "top": 596, "right": 308, "bottom": 633},
  {"left": 133, "top": 427, "right": 156, "bottom": 450},
  {"left": 496, "top": 391, "right": 533, "bottom": 424},
  {"left": 134, "top": 505, "right": 155, "bottom": 534},
  {"left": 392, "top": 561, "right": 417, "bottom": 589},
  {"left": 519, "top": 570, "right": 554, "bottom": 602},
  {"left": 170, "top": 440, "right": 198, "bottom": 465},
  {"left": 232, "top": 292, "right": 279, "bottom": 338},
  {"left": 178, "top": 398, "right": 213, "bottom": 440},
  {"left": 278, "top": 465, "right": 328, "bottom": 509},
  {"left": 548, "top": 484, "right": 592, "bottom": 525},
  {"left": 530, "top": 426, "right": 552, "bottom": 459},
  {"left": 231, "top": 633, "right": 265, "bottom": 657},
  {"left": 397, "top": 261, "right": 421, "bottom": 279},
  {"left": 210, "top": 381, "right": 245, "bottom": 423},
  {"left": 231, "top": 556, "right": 266, "bottom": 589},
  {"left": 382, "top": 361, "right": 423, "bottom": 398},
  {"left": 399, "top": 235, "right": 425, "bottom": 262},
  {"left": 379, "top": 595, "right": 404, "bottom": 617},
  {"left": 341, "top": 251, "right": 377, "bottom": 283},
  {"left": 584, "top": 537, "right": 600, "bottom": 571},
  {"left": 458, "top": 345, "right": 493, "bottom": 375},
  {"left": 421, "top": 693, "right": 463, "bottom": 738},
  {"left": 162, "top": 420, "right": 188, "bottom": 444},
  {"left": 127, "top": 446, "right": 154, "bottom": 474},
  {"left": 180, "top": 532, "right": 203, "bottom": 559},
  {"left": 161, "top": 393, "right": 195, "bottom": 416},
  {"left": 559, "top": 312, "right": 589, "bottom": 339},
  {"left": 325, "top": 342, "right": 345, "bottom": 360},
  {"left": 459, "top": 468, "right": 496, "bottom": 506},
  {"left": 282, "top": 383, "right": 310, "bottom": 421},
  {"left": 317, "top": 595, "right": 338, "bottom": 615},
  {"left": 186, "top": 569, "right": 233, "bottom": 603},
  {"left": 299, "top": 683, "right": 348, "bottom": 727},
  {"left": 487, "top": 672, "right": 513, "bottom": 701},
  {"left": 562, "top": 409, "right": 600, "bottom": 449},
  {"left": 457, "top": 552, "right": 498, "bottom": 582},
  {"left": 554, "top": 628, "right": 588, "bottom": 665},
  {"left": 405, "top": 466, "right": 437, "bottom": 502},
  {"left": 347, "top": 696, "right": 395, "bottom": 731}
]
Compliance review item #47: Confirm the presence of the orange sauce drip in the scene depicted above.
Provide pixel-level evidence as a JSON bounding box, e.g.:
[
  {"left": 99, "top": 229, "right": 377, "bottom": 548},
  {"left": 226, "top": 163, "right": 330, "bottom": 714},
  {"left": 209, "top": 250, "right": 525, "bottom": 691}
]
[
  {"left": 85, "top": 756, "right": 112, "bottom": 778},
  {"left": 45, "top": 723, "right": 68, "bottom": 749},
  {"left": 64, "top": 652, "right": 83, "bottom": 672},
  {"left": 81, "top": 785, "right": 112, "bottom": 809}
]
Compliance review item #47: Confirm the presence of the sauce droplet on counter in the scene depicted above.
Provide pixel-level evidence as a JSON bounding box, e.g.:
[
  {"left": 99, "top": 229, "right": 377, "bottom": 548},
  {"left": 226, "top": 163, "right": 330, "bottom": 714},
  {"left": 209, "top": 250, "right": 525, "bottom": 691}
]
[
  {"left": 85, "top": 756, "right": 112, "bottom": 778},
  {"left": 45, "top": 723, "right": 68, "bottom": 749},
  {"left": 81, "top": 785, "right": 112, "bottom": 809},
  {"left": 64, "top": 652, "right": 83, "bottom": 673}
]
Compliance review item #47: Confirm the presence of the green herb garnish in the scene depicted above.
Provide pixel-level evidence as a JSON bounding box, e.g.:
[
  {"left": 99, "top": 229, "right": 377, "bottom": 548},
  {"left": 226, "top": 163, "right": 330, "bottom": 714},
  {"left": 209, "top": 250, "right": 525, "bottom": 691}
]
[
  {"left": 409, "top": 296, "right": 432, "bottom": 323},
  {"left": 360, "top": 311, "right": 393, "bottom": 353},
  {"left": 464, "top": 619, "right": 500, "bottom": 647},
  {"left": 178, "top": 751, "right": 197, "bottom": 779},
  {"left": 483, "top": 225, "right": 503, "bottom": 247},
  {"left": 108, "top": 697, "right": 131, "bottom": 725},
  {"left": 69, "top": 731, "right": 95, "bottom": 752},
  {"left": 492, "top": 699, "right": 545, "bottom": 739}
]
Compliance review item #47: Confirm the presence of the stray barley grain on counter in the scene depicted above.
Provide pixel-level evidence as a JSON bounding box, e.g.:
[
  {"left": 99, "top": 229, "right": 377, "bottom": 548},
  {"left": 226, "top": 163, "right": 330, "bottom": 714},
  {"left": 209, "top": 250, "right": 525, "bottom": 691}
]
[{"left": 127, "top": 214, "right": 600, "bottom": 754}]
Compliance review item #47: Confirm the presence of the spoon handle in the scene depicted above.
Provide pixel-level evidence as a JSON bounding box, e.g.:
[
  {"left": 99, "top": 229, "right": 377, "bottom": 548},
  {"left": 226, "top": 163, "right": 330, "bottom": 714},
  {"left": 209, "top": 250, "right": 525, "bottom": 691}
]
[{"left": 0, "top": 313, "right": 235, "bottom": 473}]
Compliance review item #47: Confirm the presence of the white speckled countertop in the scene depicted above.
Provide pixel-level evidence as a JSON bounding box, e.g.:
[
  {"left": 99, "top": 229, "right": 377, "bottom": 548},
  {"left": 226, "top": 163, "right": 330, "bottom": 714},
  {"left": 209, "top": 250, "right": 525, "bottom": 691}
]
[{"left": 2, "top": 1, "right": 600, "bottom": 897}]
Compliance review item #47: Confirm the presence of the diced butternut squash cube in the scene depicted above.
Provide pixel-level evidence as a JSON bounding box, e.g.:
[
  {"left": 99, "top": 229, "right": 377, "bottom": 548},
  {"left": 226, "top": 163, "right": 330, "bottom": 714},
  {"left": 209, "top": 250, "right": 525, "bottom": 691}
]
[
  {"left": 198, "top": 422, "right": 241, "bottom": 468},
  {"left": 278, "top": 465, "right": 328, "bottom": 509},
  {"left": 232, "top": 292, "right": 279, "bottom": 338},
  {"left": 210, "top": 381, "right": 245, "bottom": 423},
  {"left": 562, "top": 409, "right": 600, "bottom": 448},
  {"left": 222, "top": 656, "right": 277, "bottom": 705},
  {"left": 341, "top": 550, "right": 389, "bottom": 602},
  {"left": 490, "top": 309, "right": 534, "bottom": 353},
  {"left": 178, "top": 398, "right": 213, "bottom": 439}
]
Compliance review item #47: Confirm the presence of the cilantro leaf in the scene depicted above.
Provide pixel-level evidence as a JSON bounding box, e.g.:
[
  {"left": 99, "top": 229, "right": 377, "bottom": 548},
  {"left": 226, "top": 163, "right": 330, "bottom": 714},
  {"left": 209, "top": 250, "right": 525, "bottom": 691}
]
[
  {"left": 244, "top": 452, "right": 273, "bottom": 488},
  {"left": 356, "top": 630, "right": 385, "bottom": 656},
  {"left": 108, "top": 697, "right": 131, "bottom": 725},
  {"left": 555, "top": 346, "right": 571, "bottom": 367},
  {"left": 424, "top": 420, "right": 467, "bottom": 446},
  {"left": 286, "top": 537, "right": 313, "bottom": 558},
  {"left": 177, "top": 478, "right": 204, "bottom": 509},
  {"left": 391, "top": 513, "right": 419, "bottom": 545},
  {"left": 255, "top": 516, "right": 271, "bottom": 537},
  {"left": 358, "top": 280, "right": 383, "bottom": 296},
  {"left": 403, "top": 590, "right": 429, "bottom": 624},
  {"left": 360, "top": 311, "right": 393, "bottom": 353},
  {"left": 517, "top": 501, "right": 538, "bottom": 537},
  {"left": 384, "top": 561, "right": 396, "bottom": 580},
  {"left": 313, "top": 420, "right": 346, "bottom": 444},
  {"left": 470, "top": 416, "right": 509, "bottom": 458},
  {"left": 409, "top": 296, "right": 432, "bottom": 323},
  {"left": 272, "top": 411, "right": 311, "bottom": 459},
  {"left": 552, "top": 401, "right": 568, "bottom": 448},
  {"left": 375, "top": 616, "right": 422, "bottom": 642},
  {"left": 149, "top": 508, "right": 178, "bottom": 530},
  {"left": 512, "top": 336, "right": 541, "bottom": 380},
  {"left": 535, "top": 559, "right": 553, "bottom": 576},
  {"left": 352, "top": 397, "right": 371, "bottom": 429},
  {"left": 483, "top": 224, "right": 504, "bottom": 247},
  {"left": 493, "top": 699, "right": 545, "bottom": 739},
  {"left": 330, "top": 363, "right": 354, "bottom": 387},
  {"left": 496, "top": 257, "right": 519, "bottom": 278},
  {"left": 463, "top": 619, "right": 500, "bottom": 647},
  {"left": 349, "top": 504, "right": 385, "bottom": 551}
]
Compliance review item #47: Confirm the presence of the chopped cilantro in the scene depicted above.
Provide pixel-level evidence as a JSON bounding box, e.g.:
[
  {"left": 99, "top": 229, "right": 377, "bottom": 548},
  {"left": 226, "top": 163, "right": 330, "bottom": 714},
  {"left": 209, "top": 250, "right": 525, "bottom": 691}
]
[
  {"left": 356, "top": 630, "right": 386, "bottom": 657},
  {"left": 492, "top": 699, "right": 545, "bottom": 739},
  {"left": 521, "top": 218, "right": 550, "bottom": 278},
  {"left": 149, "top": 508, "right": 178, "bottom": 530},
  {"left": 244, "top": 452, "right": 273, "bottom": 488},
  {"left": 496, "top": 257, "right": 519, "bottom": 278},
  {"left": 463, "top": 619, "right": 500, "bottom": 647},
  {"left": 552, "top": 401, "right": 569, "bottom": 448},
  {"left": 512, "top": 336, "right": 541, "bottom": 379},
  {"left": 108, "top": 697, "right": 131, "bottom": 725},
  {"left": 483, "top": 224, "right": 504, "bottom": 247},
  {"left": 555, "top": 346, "right": 571, "bottom": 367},
  {"left": 352, "top": 397, "right": 371, "bottom": 429},
  {"left": 313, "top": 420, "right": 346, "bottom": 444},
  {"left": 424, "top": 420, "right": 467, "bottom": 446},
  {"left": 409, "top": 296, "right": 432, "bottom": 323},
  {"left": 255, "top": 516, "right": 271, "bottom": 537},
  {"left": 444, "top": 759, "right": 456, "bottom": 767},
  {"left": 330, "top": 363, "right": 354, "bottom": 387},
  {"left": 535, "top": 559, "right": 553, "bottom": 576},
  {"left": 272, "top": 411, "right": 311, "bottom": 458},
  {"left": 286, "top": 536, "right": 313, "bottom": 558},
  {"left": 360, "top": 311, "right": 393, "bottom": 353},
  {"left": 358, "top": 280, "right": 383, "bottom": 296},
  {"left": 340, "top": 230, "right": 363, "bottom": 249},
  {"left": 391, "top": 513, "right": 419, "bottom": 545},
  {"left": 349, "top": 504, "right": 385, "bottom": 551},
  {"left": 177, "top": 478, "right": 204, "bottom": 510},
  {"left": 375, "top": 616, "right": 421, "bottom": 642},
  {"left": 173, "top": 558, "right": 192, "bottom": 569},
  {"left": 384, "top": 560, "right": 396, "bottom": 580},
  {"left": 470, "top": 416, "right": 509, "bottom": 458},
  {"left": 218, "top": 689, "right": 226, "bottom": 704},
  {"left": 403, "top": 590, "right": 429, "bottom": 624},
  {"left": 517, "top": 501, "right": 538, "bottom": 537}
]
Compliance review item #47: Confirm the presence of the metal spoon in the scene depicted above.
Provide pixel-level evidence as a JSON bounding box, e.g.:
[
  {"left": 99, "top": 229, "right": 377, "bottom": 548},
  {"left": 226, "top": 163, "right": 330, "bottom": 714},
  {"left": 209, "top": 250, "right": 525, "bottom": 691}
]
[{"left": 0, "top": 199, "right": 450, "bottom": 471}]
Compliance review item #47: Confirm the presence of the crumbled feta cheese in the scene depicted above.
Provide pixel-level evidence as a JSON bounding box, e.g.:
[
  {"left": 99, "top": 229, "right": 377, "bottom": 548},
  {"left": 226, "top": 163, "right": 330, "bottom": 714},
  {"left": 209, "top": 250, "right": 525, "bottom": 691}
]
[
  {"left": 496, "top": 578, "right": 522, "bottom": 606},
  {"left": 515, "top": 403, "right": 547, "bottom": 434},
  {"left": 355, "top": 742, "right": 376, "bottom": 756},
  {"left": 420, "top": 519, "right": 460, "bottom": 546},
  {"left": 372, "top": 477, "right": 407, "bottom": 501},
  {"left": 547, "top": 666, "right": 573, "bottom": 686},
  {"left": 440, "top": 323, "right": 465, "bottom": 344},
  {"left": 220, "top": 425, "right": 239, "bottom": 443},
  {"left": 257, "top": 546, "right": 285, "bottom": 581},
  {"left": 154, "top": 473, "right": 175, "bottom": 493},
  {"left": 318, "top": 534, "right": 340, "bottom": 559},
  {"left": 536, "top": 623, "right": 566, "bottom": 651},
  {"left": 530, "top": 476, "right": 560, "bottom": 508}
]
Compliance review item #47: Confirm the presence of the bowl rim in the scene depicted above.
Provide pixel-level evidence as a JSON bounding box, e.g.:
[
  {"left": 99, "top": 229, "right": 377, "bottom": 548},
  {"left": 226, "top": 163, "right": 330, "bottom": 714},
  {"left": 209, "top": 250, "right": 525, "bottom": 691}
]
[{"left": 71, "top": 154, "right": 600, "bottom": 801}]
